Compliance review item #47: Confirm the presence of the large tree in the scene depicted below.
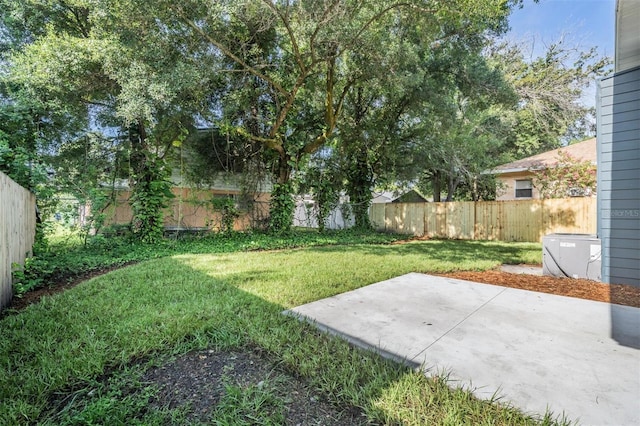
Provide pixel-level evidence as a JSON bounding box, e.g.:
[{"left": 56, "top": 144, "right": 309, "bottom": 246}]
[
  {"left": 411, "top": 36, "right": 610, "bottom": 202},
  {"left": 3, "top": 0, "right": 526, "bottom": 233},
  {"left": 2, "top": 0, "right": 216, "bottom": 241},
  {"left": 149, "top": 0, "right": 519, "bottom": 230},
  {"left": 331, "top": 9, "right": 516, "bottom": 216},
  {"left": 488, "top": 39, "right": 610, "bottom": 157}
]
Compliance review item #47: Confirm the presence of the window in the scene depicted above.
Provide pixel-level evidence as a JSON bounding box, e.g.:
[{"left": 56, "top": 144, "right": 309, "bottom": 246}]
[{"left": 515, "top": 179, "right": 533, "bottom": 198}]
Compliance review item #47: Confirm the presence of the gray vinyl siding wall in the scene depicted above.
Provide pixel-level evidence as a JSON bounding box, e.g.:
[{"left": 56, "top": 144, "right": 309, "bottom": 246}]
[{"left": 596, "top": 66, "right": 640, "bottom": 287}]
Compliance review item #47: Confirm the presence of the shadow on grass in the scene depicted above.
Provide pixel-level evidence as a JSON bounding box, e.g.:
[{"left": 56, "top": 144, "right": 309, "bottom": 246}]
[{"left": 0, "top": 257, "right": 400, "bottom": 424}]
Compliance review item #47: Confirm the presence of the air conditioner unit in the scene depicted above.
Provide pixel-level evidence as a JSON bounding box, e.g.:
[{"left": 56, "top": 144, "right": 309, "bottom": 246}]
[{"left": 542, "top": 234, "right": 601, "bottom": 281}]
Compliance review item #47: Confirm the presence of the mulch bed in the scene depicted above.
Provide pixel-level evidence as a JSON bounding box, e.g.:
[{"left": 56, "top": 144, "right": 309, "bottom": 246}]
[{"left": 439, "top": 269, "right": 640, "bottom": 308}]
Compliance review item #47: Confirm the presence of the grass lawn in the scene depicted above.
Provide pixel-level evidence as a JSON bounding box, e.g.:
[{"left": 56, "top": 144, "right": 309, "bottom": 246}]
[{"left": 1, "top": 233, "right": 561, "bottom": 425}]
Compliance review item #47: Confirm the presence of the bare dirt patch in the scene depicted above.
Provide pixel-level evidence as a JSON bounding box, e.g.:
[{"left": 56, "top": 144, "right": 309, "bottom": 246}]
[{"left": 143, "top": 348, "right": 367, "bottom": 425}]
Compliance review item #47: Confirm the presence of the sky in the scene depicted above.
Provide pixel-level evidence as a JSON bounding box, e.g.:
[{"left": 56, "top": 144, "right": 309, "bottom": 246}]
[
  {"left": 505, "top": 0, "right": 617, "bottom": 107},
  {"left": 507, "top": 0, "right": 615, "bottom": 57}
]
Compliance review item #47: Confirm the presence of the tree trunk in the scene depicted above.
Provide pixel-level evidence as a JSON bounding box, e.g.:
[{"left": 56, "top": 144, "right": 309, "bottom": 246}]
[
  {"left": 445, "top": 178, "right": 455, "bottom": 202},
  {"left": 268, "top": 152, "right": 295, "bottom": 233},
  {"left": 471, "top": 177, "right": 479, "bottom": 202},
  {"left": 276, "top": 152, "right": 291, "bottom": 185},
  {"left": 445, "top": 174, "right": 460, "bottom": 202},
  {"left": 128, "top": 120, "right": 170, "bottom": 242},
  {"left": 344, "top": 88, "right": 373, "bottom": 229},
  {"left": 432, "top": 172, "right": 442, "bottom": 202},
  {"left": 345, "top": 143, "right": 372, "bottom": 230}
]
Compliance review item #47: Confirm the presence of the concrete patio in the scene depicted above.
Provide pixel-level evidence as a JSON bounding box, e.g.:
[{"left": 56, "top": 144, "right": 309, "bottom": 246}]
[{"left": 288, "top": 273, "right": 640, "bottom": 425}]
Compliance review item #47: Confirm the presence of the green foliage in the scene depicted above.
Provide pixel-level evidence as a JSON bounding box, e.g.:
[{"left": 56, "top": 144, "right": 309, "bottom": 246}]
[
  {"left": 1, "top": 0, "right": 526, "bottom": 235},
  {"left": 10, "top": 260, "right": 44, "bottom": 296},
  {"left": 489, "top": 40, "right": 611, "bottom": 157},
  {"left": 343, "top": 148, "right": 373, "bottom": 229},
  {"left": 48, "top": 131, "right": 129, "bottom": 235},
  {"left": 130, "top": 157, "right": 174, "bottom": 243},
  {"left": 81, "top": 188, "right": 112, "bottom": 241},
  {"left": 268, "top": 182, "right": 295, "bottom": 233},
  {"left": 1, "top": 154, "right": 56, "bottom": 229},
  {"left": 349, "top": 189, "right": 372, "bottom": 230},
  {"left": 532, "top": 150, "right": 597, "bottom": 199},
  {"left": 161, "top": 0, "right": 517, "bottom": 211},
  {"left": 0, "top": 136, "right": 35, "bottom": 188},
  {"left": 297, "top": 164, "right": 342, "bottom": 232},
  {"left": 0, "top": 133, "right": 56, "bottom": 226},
  {"left": 332, "top": 8, "right": 517, "bottom": 205},
  {"left": 2, "top": 0, "right": 212, "bottom": 244},
  {"left": 452, "top": 173, "right": 500, "bottom": 201},
  {"left": 211, "top": 196, "right": 240, "bottom": 234}
]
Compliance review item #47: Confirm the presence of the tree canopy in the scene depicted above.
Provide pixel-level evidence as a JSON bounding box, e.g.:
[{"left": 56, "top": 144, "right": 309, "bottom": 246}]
[{"left": 0, "top": 0, "right": 608, "bottom": 236}]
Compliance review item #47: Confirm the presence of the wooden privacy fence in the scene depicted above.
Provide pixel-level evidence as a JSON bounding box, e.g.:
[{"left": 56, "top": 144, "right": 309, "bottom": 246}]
[
  {"left": 98, "top": 188, "right": 271, "bottom": 232},
  {"left": 369, "top": 197, "right": 597, "bottom": 242},
  {"left": 0, "top": 171, "right": 36, "bottom": 310}
]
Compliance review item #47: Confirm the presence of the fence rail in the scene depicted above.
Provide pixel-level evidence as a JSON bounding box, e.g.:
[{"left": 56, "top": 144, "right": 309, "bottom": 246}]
[
  {"left": 369, "top": 197, "right": 597, "bottom": 242},
  {"left": 1, "top": 171, "right": 36, "bottom": 310}
]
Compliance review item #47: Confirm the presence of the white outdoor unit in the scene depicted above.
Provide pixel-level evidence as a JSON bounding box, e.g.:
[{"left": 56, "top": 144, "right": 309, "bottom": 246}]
[{"left": 542, "top": 234, "right": 601, "bottom": 281}]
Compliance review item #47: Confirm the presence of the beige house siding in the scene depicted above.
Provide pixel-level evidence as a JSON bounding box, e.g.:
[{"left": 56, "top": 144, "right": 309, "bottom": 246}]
[
  {"left": 492, "top": 138, "right": 597, "bottom": 201},
  {"left": 496, "top": 171, "right": 541, "bottom": 201}
]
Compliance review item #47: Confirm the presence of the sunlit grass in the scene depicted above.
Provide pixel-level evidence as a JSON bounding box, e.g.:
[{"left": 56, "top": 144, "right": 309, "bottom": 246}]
[{"left": 177, "top": 240, "right": 540, "bottom": 307}]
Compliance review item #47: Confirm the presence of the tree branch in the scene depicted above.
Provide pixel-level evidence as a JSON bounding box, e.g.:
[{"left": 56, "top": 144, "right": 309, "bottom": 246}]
[
  {"left": 260, "top": 0, "right": 307, "bottom": 75},
  {"left": 170, "top": 4, "right": 289, "bottom": 98},
  {"left": 345, "top": 2, "right": 435, "bottom": 54},
  {"left": 236, "top": 127, "right": 285, "bottom": 156}
]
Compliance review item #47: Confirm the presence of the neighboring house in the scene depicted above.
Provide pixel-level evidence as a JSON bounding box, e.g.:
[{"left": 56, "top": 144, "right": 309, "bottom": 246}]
[
  {"left": 491, "top": 138, "right": 597, "bottom": 201},
  {"left": 372, "top": 189, "right": 431, "bottom": 204},
  {"left": 292, "top": 188, "right": 426, "bottom": 230},
  {"left": 371, "top": 191, "right": 395, "bottom": 204}
]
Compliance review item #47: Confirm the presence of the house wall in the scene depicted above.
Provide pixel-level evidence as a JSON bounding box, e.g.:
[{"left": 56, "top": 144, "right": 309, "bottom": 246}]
[
  {"left": 616, "top": 0, "right": 640, "bottom": 72},
  {"left": 597, "top": 65, "right": 640, "bottom": 287},
  {"left": 496, "top": 171, "right": 541, "bottom": 201}
]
